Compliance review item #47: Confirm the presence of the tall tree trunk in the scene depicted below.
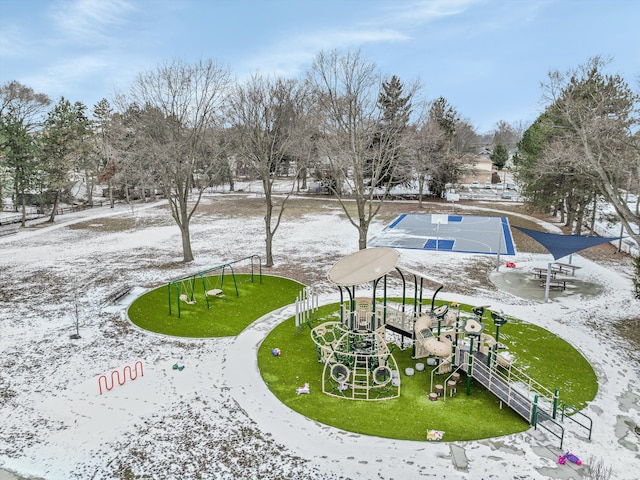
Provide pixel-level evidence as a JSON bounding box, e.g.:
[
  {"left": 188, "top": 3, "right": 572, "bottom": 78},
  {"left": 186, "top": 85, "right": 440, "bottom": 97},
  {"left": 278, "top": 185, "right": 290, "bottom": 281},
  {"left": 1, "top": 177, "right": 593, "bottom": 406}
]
[
  {"left": 574, "top": 202, "right": 585, "bottom": 235},
  {"left": 589, "top": 194, "right": 597, "bottom": 233},
  {"left": 20, "top": 189, "right": 27, "bottom": 227},
  {"left": 177, "top": 198, "right": 194, "bottom": 262},
  {"left": 85, "top": 169, "right": 93, "bottom": 206},
  {"left": 358, "top": 225, "right": 367, "bottom": 250},
  {"left": 48, "top": 190, "right": 60, "bottom": 223},
  {"left": 180, "top": 224, "right": 194, "bottom": 262},
  {"left": 302, "top": 168, "right": 307, "bottom": 190},
  {"left": 357, "top": 199, "right": 369, "bottom": 250},
  {"left": 12, "top": 177, "right": 19, "bottom": 212},
  {"left": 417, "top": 174, "right": 425, "bottom": 208},
  {"left": 108, "top": 179, "right": 114, "bottom": 208},
  {"left": 264, "top": 194, "right": 274, "bottom": 267}
]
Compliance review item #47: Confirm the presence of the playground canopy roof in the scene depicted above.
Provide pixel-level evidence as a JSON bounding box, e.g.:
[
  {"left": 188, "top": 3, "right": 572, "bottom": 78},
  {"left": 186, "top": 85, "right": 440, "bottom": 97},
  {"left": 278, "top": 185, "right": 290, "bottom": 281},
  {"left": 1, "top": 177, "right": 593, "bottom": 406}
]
[
  {"left": 328, "top": 247, "right": 400, "bottom": 286},
  {"left": 396, "top": 266, "right": 443, "bottom": 287},
  {"left": 514, "top": 226, "right": 622, "bottom": 260}
]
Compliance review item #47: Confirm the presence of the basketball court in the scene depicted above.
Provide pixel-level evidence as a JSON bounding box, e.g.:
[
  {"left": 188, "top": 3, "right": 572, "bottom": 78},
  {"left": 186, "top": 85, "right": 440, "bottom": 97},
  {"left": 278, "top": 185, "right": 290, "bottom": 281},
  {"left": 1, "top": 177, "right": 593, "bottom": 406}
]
[{"left": 369, "top": 214, "right": 516, "bottom": 256}]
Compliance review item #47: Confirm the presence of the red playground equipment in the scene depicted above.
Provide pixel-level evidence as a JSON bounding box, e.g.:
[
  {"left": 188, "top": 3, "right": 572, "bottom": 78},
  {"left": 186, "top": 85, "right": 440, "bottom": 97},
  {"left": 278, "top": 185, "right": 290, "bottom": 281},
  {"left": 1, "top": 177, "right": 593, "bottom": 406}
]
[{"left": 98, "top": 360, "right": 144, "bottom": 395}]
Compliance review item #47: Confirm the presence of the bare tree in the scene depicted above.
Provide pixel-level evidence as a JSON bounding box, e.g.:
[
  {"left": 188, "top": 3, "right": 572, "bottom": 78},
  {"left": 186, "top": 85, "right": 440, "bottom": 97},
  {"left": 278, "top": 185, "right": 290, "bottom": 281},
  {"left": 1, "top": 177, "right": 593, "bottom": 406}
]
[
  {"left": 306, "top": 49, "right": 417, "bottom": 249},
  {"left": 584, "top": 456, "right": 613, "bottom": 480},
  {"left": 540, "top": 56, "right": 640, "bottom": 244},
  {"left": 0, "top": 81, "right": 51, "bottom": 130},
  {"left": 492, "top": 120, "right": 520, "bottom": 149},
  {"left": 118, "top": 58, "right": 231, "bottom": 262},
  {"left": 413, "top": 97, "right": 471, "bottom": 200},
  {"left": 227, "top": 74, "right": 310, "bottom": 266},
  {"left": 411, "top": 117, "right": 446, "bottom": 206}
]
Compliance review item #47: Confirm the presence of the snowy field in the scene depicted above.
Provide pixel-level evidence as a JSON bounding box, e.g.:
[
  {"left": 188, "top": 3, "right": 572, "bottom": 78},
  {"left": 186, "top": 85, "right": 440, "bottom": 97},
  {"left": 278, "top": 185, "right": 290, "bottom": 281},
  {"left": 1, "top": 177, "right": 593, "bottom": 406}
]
[{"left": 0, "top": 193, "right": 639, "bottom": 480}]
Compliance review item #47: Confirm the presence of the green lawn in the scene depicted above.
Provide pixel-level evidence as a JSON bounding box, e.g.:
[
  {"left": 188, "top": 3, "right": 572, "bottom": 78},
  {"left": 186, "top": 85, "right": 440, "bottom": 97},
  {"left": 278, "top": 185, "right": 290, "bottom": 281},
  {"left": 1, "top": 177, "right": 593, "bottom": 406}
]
[
  {"left": 127, "top": 282, "right": 598, "bottom": 442},
  {"left": 258, "top": 303, "right": 598, "bottom": 442},
  {"left": 128, "top": 274, "right": 304, "bottom": 337}
]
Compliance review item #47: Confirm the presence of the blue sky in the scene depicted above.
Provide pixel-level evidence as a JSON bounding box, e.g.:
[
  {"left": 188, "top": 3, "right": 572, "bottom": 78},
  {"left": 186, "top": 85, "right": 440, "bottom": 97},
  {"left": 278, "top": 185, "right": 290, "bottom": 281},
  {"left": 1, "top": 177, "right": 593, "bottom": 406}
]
[{"left": 1, "top": 0, "right": 638, "bottom": 133}]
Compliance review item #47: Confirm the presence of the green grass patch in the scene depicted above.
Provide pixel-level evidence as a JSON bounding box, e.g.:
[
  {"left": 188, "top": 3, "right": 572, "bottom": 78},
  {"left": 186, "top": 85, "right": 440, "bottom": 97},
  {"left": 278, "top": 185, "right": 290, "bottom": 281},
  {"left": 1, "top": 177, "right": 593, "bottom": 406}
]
[
  {"left": 498, "top": 319, "right": 598, "bottom": 408},
  {"left": 128, "top": 274, "right": 304, "bottom": 337},
  {"left": 258, "top": 303, "right": 598, "bottom": 442}
]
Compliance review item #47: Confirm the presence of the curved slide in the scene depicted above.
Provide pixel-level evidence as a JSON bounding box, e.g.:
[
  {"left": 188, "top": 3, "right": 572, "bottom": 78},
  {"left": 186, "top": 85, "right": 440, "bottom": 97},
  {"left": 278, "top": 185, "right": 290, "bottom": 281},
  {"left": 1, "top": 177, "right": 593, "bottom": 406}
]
[{"left": 413, "top": 313, "right": 453, "bottom": 359}]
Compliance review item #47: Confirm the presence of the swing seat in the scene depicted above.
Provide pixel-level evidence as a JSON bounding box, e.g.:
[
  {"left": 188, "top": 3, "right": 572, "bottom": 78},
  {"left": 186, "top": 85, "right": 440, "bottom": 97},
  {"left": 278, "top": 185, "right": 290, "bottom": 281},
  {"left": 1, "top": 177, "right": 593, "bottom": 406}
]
[
  {"left": 206, "top": 288, "right": 223, "bottom": 297},
  {"left": 179, "top": 294, "right": 196, "bottom": 305}
]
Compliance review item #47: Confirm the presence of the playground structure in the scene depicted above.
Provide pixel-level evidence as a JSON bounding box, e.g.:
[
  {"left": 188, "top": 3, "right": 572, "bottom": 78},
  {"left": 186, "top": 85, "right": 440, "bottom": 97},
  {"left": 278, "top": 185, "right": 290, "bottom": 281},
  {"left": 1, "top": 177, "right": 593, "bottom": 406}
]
[
  {"left": 310, "top": 247, "right": 455, "bottom": 401},
  {"left": 309, "top": 247, "right": 594, "bottom": 444},
  {"left": 98, "top": 360, "right": 144, "bottom": 395},
  {"left": 295, "top": 286, "right": 319, "bottom": 334},
  {"left": 167, "top": 255, "right": 262, "bottom": 318},
  {"left": 310, "top": 247, "right": 465, "bottom": 401},
  {"left": 311, "top": 320, "right": 401, "bottom": 400}
]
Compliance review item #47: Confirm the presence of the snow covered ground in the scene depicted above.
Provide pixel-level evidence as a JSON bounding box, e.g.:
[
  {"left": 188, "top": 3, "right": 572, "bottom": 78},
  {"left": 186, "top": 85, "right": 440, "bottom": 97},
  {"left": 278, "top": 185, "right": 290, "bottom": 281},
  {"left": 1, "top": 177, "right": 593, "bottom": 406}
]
[{"left": 0, "top": 193, "right": 639, "bottom": 480}]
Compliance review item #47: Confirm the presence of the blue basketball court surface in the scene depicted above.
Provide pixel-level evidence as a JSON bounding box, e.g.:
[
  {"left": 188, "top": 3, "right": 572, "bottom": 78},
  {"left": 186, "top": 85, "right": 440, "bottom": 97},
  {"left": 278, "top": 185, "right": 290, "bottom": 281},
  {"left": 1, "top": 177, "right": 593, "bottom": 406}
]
[{"left": 369, "top": 214, "right": 516, "bottom": 255}]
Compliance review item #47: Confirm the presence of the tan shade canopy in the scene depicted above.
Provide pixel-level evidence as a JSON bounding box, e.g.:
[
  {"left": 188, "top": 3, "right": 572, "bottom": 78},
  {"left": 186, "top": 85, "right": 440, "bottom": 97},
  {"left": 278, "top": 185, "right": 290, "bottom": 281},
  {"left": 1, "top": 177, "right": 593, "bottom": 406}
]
[{"left": 327, "top": 247, "right": 401, "bottom": 286}]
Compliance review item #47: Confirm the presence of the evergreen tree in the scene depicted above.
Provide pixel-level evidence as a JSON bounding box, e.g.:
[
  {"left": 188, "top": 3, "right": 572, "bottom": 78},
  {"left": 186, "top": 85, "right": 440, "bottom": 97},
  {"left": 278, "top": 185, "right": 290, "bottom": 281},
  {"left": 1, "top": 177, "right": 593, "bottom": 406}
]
[
  {"left": 0, "top": 81, "right": 51, "bottom": 211},
  {"left": 490, "top": 142, "right": 509, "bottom": 170},
  {"left": 93, "top": 98, "right": 117, "bottom": 207},
  {"left": 368, "top": 75, "right": 413, "bottom": 187},
  {"left": 40, "top": 97, "right": 87, "bottom": 221},
  {"left": 0, "top": 115, "right": 39, "bottom": 225},
  {"left": 424, "top": 97, "right": 461, "bottom": 198}
]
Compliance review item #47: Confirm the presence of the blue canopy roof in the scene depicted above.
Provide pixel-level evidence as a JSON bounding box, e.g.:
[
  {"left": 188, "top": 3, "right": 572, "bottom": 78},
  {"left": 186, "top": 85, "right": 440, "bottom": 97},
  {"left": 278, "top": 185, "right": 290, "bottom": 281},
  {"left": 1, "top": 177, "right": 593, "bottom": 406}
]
[{"left": 514, "top": 226, "right": 621, "bottom": 260}]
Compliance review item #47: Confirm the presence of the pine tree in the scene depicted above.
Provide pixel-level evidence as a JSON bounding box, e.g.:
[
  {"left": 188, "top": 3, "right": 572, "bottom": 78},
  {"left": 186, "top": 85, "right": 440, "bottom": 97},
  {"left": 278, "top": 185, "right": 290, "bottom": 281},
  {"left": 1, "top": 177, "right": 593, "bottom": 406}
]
[
  {"left": 367, "top": 75, "right": 413, "bottom": 187},
  {"left": 0, "top": 115, "right": 38, "bottom": 225},
  {"left": 490, "top": 142, "right": 509, "bottom": 170}
]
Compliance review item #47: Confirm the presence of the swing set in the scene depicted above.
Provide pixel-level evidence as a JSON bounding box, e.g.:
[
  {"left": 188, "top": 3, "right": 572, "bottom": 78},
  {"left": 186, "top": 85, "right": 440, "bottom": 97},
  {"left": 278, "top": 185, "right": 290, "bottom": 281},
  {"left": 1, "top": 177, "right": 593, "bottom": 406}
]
[{"left": 167, "top": 255, "right": 262, "bottom": 318}]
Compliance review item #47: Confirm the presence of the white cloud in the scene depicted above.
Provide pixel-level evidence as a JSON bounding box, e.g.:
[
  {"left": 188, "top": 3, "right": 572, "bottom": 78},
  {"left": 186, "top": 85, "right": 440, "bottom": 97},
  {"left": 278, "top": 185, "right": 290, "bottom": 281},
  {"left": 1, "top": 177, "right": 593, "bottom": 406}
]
[
  {"left": 236, "top": 0, "right": 475, "bottom": 81},
  {"left": 49, "top": 0, "right": 136, "bottom": 46},
  {"left": 240, "top": 21, "right": 410, "bottom": 79},
  {"left": 0, "top": 23, "right": 30, "bottom": 59},
  {"left": 377, "top": 0, "right": 478, "bottom": 26}
]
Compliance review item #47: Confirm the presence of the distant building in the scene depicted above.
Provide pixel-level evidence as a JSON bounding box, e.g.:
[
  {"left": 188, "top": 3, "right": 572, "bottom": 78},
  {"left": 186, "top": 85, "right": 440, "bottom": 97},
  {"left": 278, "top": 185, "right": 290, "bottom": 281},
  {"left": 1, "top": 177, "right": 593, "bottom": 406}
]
[{"left": 461, "top": 155, "right": 494, "bottom": 184}]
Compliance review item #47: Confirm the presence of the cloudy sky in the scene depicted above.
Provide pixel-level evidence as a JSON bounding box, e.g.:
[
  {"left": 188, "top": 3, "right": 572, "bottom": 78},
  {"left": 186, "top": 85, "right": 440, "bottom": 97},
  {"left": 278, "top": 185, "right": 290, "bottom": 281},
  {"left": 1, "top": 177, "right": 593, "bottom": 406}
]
[{"left": 1, "top": 0, "right": 638, "bottom": 133}]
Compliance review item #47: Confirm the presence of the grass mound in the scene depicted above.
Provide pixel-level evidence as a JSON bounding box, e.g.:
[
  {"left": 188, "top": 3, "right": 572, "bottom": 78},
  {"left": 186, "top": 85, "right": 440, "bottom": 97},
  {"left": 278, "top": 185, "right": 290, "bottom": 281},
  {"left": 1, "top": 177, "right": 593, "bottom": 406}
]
[
  {"left": 258, "top": 303, "right": 598, "bottom": 442},
  {"left": 128, "top": 274, "right": 303, "bottom": 337}
]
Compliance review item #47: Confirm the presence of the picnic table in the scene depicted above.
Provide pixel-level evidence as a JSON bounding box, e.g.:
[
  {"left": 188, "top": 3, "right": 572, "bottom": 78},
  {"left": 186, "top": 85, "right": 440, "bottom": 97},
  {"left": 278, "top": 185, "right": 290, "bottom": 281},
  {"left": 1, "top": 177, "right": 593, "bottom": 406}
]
[
  {"left": 553, "top": 262, "right": 582, "bottom": 276},
  {"left": 531, "top": 267, "right": 563, "bottom": 279},
  {"left": 539, "top": 277, "right": 575, "bottom": 290}
]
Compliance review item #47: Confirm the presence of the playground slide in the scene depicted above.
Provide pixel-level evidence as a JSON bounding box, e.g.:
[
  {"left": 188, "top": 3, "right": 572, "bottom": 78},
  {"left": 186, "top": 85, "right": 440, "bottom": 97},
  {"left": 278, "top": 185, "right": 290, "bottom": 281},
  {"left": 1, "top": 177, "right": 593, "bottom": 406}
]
[
  {"left": 419, "top": 336, "right": 452, "bottom": 358},
  {"left": 443, "top": 310, "right": 456, "bottom": 327},
  {"left": 413, "top": 314, "right": 453, "bottom": 359}
]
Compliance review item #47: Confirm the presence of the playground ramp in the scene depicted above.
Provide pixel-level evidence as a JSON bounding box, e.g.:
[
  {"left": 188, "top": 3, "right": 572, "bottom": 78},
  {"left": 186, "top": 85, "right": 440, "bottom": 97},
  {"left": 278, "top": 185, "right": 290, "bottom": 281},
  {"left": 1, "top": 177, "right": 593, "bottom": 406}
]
[{"left": 466, "top": 351, "right": 533, "bottom": 420}]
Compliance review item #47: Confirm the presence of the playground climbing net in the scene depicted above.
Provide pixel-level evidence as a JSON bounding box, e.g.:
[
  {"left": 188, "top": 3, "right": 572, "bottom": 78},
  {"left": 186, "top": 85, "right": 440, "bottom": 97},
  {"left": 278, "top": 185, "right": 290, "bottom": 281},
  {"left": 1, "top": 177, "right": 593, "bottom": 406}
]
[{"left": 311, "top": 322, "right": 401, "bottom": 401}]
